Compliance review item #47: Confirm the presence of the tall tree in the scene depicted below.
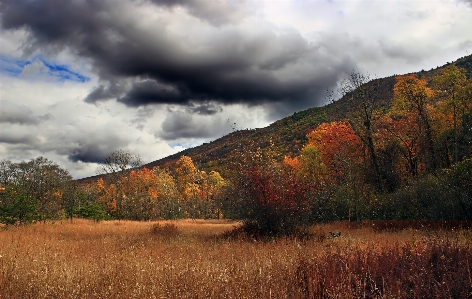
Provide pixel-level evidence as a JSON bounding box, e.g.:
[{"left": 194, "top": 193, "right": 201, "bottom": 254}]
[
  {"left": 433, "top": 65, "right": 468, "bottom": 163},
  {"left": 305, "top": 121, "right": 364, "bottom": 221},
  {"left": 94, "top": 178, "right": 119, "bottom": 217},
  {"left": 174, "top": 155, "right": 198, "bottom": 192},
  {"left": 394, "top": 74, "right": 438, "bottom": 171},
  {"left": 174, "top": 155, "right": 202, "bottom": 218},
  {"left": 378, "top": 110, "right": 421, "bottom": 178},
  {"left": 119, "top": 168, "right": 160, "bottom": 220},
  {"left": 154, "top": 168, "right": 180, "bottom": 219},
  {"left": 328, "top": 71, "right": 386, "bottom": 190}
]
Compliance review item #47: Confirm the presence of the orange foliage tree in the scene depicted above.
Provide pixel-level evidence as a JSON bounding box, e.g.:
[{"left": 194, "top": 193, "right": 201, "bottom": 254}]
[
  {"left": 174, "top": 155, "right": 225, "bottom": 219},
  {"left": 328, "top": 71, "right": 387, "bottom": 190},
  {"left": 175, "top": 155, "right": 200, "bottom": 218},
  {"left": 377, "top": 110, "right": 422, "bottom": 178},
  {"left": 118, "top": 168, "right": 160, "bottom": 220},
  {"left": 304, "top": 121, "right": 369, "bottom": 221},
  {"left": 94, "top": 178, "right": 119, "bottom": 217},
  {"left": 305, "top": 121, "right": 363, "bottom": 184}
]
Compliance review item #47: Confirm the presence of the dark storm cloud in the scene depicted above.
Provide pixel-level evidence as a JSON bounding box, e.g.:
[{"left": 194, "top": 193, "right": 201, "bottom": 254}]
[
  {"left": 1, "top": 0, "right": 355, "bottom": 116},
  {"left": 65, "top": 136, "right": 129, "bottom": 163},
  {"left": 68, "top": 144, "right": 110, "bottom": 164},
  {"left": 117, "top": 80, "right": 189, "bottom": 106},
  {"left": 160, "top": 111, "right": 225, "bottom": 140},
  {"left": 151, "top": 0, "right": 253, "bottom": 26},
  {"left": 1, "top": 0, "right": 107, "bottom": 54},
  {"left": 186, "top": 102, "right": 223, "bottom": 115}
]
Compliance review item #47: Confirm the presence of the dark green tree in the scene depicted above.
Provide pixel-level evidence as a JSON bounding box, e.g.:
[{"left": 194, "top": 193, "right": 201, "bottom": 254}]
[
  {"left": 0, "top": 186, "right": 40, "bottom": 225},
  {"left": 0, "top": 157, "right": 72, "bottom": 221}
]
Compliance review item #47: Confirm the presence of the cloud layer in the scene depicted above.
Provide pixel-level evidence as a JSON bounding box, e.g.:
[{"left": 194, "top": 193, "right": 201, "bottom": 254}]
[
  {"left": 1, "top": 0, "right": 354, "bottom": 113},
  {"left": 1, "top": 0, "right": 471, "bottom": 178}
]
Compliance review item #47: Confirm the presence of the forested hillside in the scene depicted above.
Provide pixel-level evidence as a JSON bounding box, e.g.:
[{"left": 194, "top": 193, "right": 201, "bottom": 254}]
[
  {"left": 2, "top": 54, "right": 472, "bottom": 235},
  {"left": 139, "top": 56, "right": 468, "bottom": 172},
  {"left": 74, "top": 55, "right": 471, "bottom": 182}
]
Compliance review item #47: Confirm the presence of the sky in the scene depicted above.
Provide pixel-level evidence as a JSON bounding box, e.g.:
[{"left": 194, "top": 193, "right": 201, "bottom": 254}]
[{"left": 1, "top": 0, "right": 472, "bottom": 179}]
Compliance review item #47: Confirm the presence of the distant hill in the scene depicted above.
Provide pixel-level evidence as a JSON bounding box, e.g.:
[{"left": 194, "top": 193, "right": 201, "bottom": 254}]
[{"left": 78, "top": 54, "right": 472, "bottom": 182}]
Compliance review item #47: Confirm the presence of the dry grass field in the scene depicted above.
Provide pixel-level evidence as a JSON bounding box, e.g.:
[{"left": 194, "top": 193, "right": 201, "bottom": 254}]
[{"left": 1, "top": 219, "right": 471, "bottom": 298}]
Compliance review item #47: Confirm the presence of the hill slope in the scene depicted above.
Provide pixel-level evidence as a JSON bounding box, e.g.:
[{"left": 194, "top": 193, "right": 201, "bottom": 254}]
[
  {"left": 142, "top": 77, "right": 400, "bottom": 175},
  {"left": 80, "top": 54, "right": 472, "bottom": 182}
]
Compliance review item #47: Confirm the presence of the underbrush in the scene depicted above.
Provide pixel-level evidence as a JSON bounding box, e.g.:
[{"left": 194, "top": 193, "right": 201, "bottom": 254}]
[
  {"left": 150, "top": 222, "right": 180, "bottom": 238},
  {"left": 296, "top": 239, "right": 472, "bottom": 298},
  {"left": 368, "top": 220, "right": 472, "bottom": 232},
  {"left": 221, "top": 220, "right": 313, "bottom": 241}
]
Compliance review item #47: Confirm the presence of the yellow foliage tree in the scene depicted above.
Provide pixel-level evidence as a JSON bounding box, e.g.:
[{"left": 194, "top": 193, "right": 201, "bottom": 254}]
[{"left": 394, "top": 74, "right": 437, "bottom": 171}]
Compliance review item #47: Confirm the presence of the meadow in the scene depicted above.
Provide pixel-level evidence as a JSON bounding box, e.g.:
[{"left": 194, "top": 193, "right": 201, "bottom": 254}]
[{"left": 1, "top": 219, "right": 471, "bottom": 299}]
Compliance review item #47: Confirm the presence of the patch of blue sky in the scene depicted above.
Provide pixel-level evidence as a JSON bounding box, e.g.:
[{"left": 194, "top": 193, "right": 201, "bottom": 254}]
[
  {"left": 40, "top": 58, "right": 90, "bottom": 83},
  {"left": 0, "top": 55, "right": 28, "bottom": 76},
  {"left": 0, "top": 54, "right": 90, "bottom": 83},
  {"left": 169, "top": 142, "right": 190, "bottom": 149},
  {"left": 169, "top": 140, "right": 207, "bottom": 149}
]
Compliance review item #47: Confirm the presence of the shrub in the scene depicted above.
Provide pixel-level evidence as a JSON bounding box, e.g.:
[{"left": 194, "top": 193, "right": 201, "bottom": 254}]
[
  {"left": 75, "top": 202, "right": 106, "bottom": 222},
  {"left": 296, "top": 239, "right": 472, "bottom": 298},
  {"left": 151, "top": 222, "right": 180, "bottom": 238},
  {"left": 376, "top": 158, "right": 472, "bottom": 221},
  {"left": 226, "top": 148, "right": 312, "bottom": 238},
  {"left": 444, "top": 158, "right": 472, "bottom": 219}
]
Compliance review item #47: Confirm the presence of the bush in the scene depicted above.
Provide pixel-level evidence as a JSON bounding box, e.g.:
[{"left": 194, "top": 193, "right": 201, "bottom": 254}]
[
  {"left": 226, "top": 148, "right": 312, "bottom": 238},
  {"left": 75, "top": 202, "right": 106, "bottom": 222},
  {"left": 151, "top": 222, "right": 180, "bottom": 239},
  {"left": 444, "top": 158, "right": 472, "bottom": 219},
  {"left": 376, "top": 158, "right": 472, "bottom": 221}
]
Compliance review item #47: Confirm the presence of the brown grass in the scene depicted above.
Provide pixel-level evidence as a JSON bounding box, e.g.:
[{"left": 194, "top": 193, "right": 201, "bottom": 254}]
[{"left": 0, "top": 219, "right": 471, "bottom": 298}]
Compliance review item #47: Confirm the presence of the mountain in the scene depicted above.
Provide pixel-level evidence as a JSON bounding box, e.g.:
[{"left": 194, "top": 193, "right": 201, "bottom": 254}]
[{"left": 79, "top": 54, "right": 472, "bottom": 182}]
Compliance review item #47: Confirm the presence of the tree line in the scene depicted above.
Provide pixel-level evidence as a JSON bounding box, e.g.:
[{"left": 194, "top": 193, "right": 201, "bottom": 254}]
[{"left": 1, "top": 65, "right": 471, "bottom": 237}]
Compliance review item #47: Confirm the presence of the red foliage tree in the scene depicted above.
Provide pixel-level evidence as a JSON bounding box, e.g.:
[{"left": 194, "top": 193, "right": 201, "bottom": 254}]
[
  {"left": 305, "top": 121, "right": 363, "bottom": 184},
  {"left": 230, "top": 145, "right": 311, "bottom": 237}
]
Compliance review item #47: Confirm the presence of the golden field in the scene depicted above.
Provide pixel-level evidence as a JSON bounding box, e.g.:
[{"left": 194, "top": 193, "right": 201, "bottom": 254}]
[{"left": 1, "top": 219, "right": 471, "bottom": 299}]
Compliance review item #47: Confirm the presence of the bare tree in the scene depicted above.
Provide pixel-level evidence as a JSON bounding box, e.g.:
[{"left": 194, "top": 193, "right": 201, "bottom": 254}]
[{"left": 96, "top": 149, "right": 142, "bottom": 180}]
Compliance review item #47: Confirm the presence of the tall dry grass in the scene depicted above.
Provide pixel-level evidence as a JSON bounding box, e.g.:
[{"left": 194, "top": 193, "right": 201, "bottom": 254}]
[{"left": 1, "top": 219, "right": 471, "bottom": 298}]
